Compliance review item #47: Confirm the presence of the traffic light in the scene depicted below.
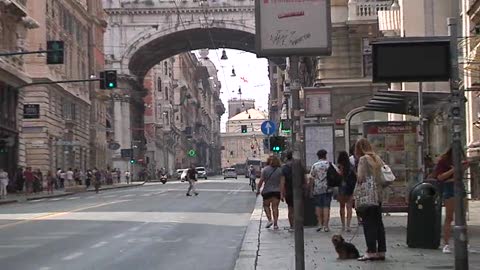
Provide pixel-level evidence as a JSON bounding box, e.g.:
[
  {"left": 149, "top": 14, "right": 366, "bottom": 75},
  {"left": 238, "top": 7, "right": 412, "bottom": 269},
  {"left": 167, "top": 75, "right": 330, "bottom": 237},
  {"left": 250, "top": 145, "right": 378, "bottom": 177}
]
[
  {"left": 0, "top": 140, "right": 7, "bottom": 154},
  {"left": 270, "top": 136, "right": 286, "bottom": 152},
  {"left": 103, "top": 70, "right": 117, "bottom": 89},
  {"left": 46, "top": 41, "right": 64, "bottom": 64},
  {"left": 241, "top": 125, "right": 247, "bottom": 133},
  {"left": 130, "top": 159, "right": 136, "bottom": 164}
]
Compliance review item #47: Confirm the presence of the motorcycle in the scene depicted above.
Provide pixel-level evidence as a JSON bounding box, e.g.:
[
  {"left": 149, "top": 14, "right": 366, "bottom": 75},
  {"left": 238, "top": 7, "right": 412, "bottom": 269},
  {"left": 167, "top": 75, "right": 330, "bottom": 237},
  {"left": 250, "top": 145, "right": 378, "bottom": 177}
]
[{"left": 160, "top": 174, "right": 167, "bottom": 184}]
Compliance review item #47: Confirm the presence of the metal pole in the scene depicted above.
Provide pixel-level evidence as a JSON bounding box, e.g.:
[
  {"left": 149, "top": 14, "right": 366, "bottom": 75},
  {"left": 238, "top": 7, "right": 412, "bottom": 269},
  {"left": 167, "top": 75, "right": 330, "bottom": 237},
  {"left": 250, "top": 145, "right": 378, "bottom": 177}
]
[
  {"left": 448, "top": 12, "right": 469, "bottom": 269},
  {"left": 288, "top": 56, "right": 305, "bottom": 270},
  {"left": 417, "top": 82, "right": 424, "bottom": 183},
  {"left": 0, "top": 49, "right": 59, "bottom": 57}
]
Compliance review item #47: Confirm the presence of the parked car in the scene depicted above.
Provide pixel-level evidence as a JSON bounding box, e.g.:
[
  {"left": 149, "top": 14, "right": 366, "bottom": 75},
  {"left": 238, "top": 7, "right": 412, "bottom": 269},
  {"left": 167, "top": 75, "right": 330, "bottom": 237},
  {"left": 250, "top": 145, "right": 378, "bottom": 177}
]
[
  {"left": 223, "top": 168, "right": 237, "bottom": 179},
  {"left": 195, "top": 167, "right": 207, "bottom": 179}
]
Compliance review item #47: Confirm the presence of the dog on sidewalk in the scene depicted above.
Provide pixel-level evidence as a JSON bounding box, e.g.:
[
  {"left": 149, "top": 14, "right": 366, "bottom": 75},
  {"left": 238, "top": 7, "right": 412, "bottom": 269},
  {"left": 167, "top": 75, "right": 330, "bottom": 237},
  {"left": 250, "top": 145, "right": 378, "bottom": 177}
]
[{"left": 331, "top": 234, "right": 360, "bottom": 260}]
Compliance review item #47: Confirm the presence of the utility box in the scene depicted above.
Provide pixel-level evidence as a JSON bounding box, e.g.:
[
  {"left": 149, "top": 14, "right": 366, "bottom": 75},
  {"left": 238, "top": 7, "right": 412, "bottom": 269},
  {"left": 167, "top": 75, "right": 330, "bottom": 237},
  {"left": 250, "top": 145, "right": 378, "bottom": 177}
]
[{"left": 407, "top": 182, "right": 442, "bottom": 249}]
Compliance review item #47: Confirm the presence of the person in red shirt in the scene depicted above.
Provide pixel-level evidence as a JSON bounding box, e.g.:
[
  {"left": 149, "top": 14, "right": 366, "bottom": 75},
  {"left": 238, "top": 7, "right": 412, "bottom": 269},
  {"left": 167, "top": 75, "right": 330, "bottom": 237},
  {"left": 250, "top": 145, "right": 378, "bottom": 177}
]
[
  {"left": 23, "top": 167, "right": 35, "bottom": 194},
  {"left": 434, "top": 147, "right": 468, "bottom": 254}
]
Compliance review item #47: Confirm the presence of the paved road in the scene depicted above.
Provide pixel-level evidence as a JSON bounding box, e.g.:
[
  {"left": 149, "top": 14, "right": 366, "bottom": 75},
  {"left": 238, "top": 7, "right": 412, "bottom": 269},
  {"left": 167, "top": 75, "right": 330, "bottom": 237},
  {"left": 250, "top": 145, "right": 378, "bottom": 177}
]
[{"left": 0, "top": 176, "right": 256, "bottom": 270}]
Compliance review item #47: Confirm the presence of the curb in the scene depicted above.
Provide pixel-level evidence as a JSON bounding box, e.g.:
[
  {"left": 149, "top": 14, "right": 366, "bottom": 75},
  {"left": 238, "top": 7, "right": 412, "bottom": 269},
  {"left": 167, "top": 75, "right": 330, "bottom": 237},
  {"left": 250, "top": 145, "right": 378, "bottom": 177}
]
[
  {"left": 0, "top": 199, "right": 19, "bottom": 206},
  {"left": 234, "top": 195, "right": 264, "bottom": 270},
  {"left": 26, "top": 192, "right": 75, "bottom": 201}
]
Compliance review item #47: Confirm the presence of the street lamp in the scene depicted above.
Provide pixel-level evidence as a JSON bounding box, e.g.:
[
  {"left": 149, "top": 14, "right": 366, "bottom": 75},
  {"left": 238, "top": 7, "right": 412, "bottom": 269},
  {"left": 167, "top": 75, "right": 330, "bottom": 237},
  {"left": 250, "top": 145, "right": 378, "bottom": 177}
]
[{"left": 221, "top": 49, "right": 228, "bottom": 60}]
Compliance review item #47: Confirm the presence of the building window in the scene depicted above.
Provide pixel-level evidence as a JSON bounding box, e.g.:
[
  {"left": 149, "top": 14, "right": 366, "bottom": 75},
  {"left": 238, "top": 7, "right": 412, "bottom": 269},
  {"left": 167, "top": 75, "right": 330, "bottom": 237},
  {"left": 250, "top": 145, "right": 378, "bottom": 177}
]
[
  {"left": 164, "top": 61, "right": 168, "bottom": 75},
  {"left": 165, "top": 87, "right": 169, "bottom": 100},
  {"left": 157, "top": 78, "right": 162, "bottom": 92},
  {"left": 362, "top": 38, "right": 372, "bottom": 77}
]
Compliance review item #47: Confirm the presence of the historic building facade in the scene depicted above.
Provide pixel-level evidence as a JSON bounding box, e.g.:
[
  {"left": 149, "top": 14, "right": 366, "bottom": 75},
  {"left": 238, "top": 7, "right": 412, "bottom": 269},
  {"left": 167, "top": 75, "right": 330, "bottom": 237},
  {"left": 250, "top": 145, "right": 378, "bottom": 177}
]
[
  {"left": 0, "top": 0, "right": 38, "bottom": 178},
  {"left": 221, "top": 105, "right": 269, "bottom": 169},
  {"left": 143, "top": 50, "right": 224, "bottom": 175},
  {"left": 21, "top": 0, "right": 106, "bottom": 173}
]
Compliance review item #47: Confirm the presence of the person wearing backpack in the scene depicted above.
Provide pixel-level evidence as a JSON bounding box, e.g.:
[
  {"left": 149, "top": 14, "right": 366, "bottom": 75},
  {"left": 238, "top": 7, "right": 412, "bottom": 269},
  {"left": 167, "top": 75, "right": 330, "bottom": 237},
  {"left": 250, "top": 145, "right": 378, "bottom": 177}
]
[
  {"left": 336, "top": 151, "right": 357, "bottom": 232},
  {"left": 309, "top": 149, "right": 334, "bottom": 232}
]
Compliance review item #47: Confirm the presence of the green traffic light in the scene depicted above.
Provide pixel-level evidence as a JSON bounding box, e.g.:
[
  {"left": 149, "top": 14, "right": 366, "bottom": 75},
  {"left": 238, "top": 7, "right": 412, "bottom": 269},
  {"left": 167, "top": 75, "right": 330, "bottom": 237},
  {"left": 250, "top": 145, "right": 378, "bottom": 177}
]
[
  {"left": 130, "top": 159, "right": 135, "bottom": 164},
  {"left": 108, "top": 83, "right": 114, "bottom": 88}
]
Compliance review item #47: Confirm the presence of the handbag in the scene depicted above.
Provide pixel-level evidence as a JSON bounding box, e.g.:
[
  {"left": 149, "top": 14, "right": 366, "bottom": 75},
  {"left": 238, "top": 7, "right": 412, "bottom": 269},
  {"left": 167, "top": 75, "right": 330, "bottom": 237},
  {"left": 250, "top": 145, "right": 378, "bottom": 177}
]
[
  {"left": 353, "top": 175, "right": 379, "bottom": 213},
  {"left": 381, "top": 163, "right": 396, "bottom": 184}
]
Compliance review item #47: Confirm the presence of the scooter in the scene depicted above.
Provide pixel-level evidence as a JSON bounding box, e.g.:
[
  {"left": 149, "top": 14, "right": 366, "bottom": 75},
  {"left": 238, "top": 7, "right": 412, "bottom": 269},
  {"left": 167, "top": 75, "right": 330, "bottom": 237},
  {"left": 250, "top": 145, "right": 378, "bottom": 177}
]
[{"left": 160, "top": 174, "right": 167, "bottom": 184}]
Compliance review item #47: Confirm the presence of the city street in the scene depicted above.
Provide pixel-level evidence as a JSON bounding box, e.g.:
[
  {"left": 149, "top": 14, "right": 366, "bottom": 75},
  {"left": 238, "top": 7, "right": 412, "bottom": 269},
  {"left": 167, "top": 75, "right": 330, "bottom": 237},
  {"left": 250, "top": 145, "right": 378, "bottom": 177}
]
[{"left": 0, "top": 176, "right": 256, "bottom": 270}]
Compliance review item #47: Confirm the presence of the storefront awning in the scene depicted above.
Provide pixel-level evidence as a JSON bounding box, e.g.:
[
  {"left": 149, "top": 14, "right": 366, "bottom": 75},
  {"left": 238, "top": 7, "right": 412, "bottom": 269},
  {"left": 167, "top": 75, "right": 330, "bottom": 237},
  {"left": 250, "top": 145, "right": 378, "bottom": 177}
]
[{"left": 364, "top": 90, "right": 450, "bottom": 116}]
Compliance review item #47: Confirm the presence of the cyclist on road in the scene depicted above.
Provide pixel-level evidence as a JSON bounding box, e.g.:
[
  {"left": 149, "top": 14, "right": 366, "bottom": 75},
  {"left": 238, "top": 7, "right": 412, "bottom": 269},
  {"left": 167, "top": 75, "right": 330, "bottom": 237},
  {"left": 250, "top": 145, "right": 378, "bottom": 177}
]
[{"left": 249, "top": 165, "right": 256, "bottom": 192}]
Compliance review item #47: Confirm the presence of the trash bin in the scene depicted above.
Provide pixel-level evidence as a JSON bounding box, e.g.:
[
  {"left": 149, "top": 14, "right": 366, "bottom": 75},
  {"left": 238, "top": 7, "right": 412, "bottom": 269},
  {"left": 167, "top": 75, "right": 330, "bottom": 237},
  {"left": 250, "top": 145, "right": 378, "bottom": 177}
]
[{"left": 407, "top": 182, "right": 442, "bottom": 249}]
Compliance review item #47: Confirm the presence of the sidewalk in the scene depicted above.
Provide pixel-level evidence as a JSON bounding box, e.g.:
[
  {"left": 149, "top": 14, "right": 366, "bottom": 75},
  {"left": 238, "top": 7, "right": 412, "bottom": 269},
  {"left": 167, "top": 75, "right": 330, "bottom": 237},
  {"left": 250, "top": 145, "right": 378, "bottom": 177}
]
[
  {"left": 235, "top": 197, "right": 480, "bottom": 270},
  {"left": 0, "top": 182, "right": 145, "bottom": 205}
]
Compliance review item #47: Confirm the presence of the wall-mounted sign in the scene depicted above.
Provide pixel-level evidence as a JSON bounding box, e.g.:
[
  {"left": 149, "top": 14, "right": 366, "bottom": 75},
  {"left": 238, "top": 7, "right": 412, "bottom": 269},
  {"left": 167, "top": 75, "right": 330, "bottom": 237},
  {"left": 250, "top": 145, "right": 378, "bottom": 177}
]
[
  {"left": 23, "top": 104, "right": 40, "bottom": 119},
  {"left": 108, "top": 142, "right": 121, "bottom": 150},
  {"left": 304, "top": 87, "right": 332, "bottom": 117},
  {"left": 255, "top": 0, "right": 332, "bottom": 56}
]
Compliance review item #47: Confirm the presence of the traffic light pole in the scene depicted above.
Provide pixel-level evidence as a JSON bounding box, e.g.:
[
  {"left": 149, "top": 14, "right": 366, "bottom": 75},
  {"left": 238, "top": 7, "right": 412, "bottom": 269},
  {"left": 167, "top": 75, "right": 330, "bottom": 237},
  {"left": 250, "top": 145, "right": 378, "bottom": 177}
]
[
  {"left": 0, "top": 49, "right": 61, "bottom": 57},
  {"left": 448, "top": 12, "right": 469, "bottom": 269},
  {"left": 14, "top": 78, "right": 101, "bottom": 91}
]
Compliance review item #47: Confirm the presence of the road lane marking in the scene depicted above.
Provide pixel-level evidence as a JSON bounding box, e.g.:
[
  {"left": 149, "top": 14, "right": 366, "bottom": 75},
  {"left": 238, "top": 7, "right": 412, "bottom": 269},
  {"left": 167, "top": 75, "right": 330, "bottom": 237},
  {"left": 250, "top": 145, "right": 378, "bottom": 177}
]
[
  {"left": 113, "top": 233, "right": 126, "bottom": 239},
  {"left": 102, "top": 195, "right": 117, "bottom": 198},
  {"left": 39, "top": 267, "right": 51, "bottom": 270},
  {"left": 29, "top": 199, "right": 46, "bottom": 202},
  {"left": 90, "top": 241, "right": 108, "bottom": 248},
  {"left": 67, "top": 197, "right": 80, "bottom": 200},
  {"left": 0, "top": 244, "right": 38, "bottom": 248},
  {"left": 0, "top": 200, "right": 131, "bottom": 230},
  {"left": 49, "top": 198, "right": 63, "bottom": 201},
  {"left": 62, "top": 252, "right": 83, "bottom": 261}
]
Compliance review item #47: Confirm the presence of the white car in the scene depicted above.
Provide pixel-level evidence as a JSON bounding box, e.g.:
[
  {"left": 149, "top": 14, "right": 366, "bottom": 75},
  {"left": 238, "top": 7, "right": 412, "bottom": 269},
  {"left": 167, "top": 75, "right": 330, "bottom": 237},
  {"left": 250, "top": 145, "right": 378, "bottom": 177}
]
[
  {"left": 176, "top": 169, "right": 184, "bottom": 180},
  {"left": 180, "top": 169, "right": 188, "bottom": 182},
  {"left": 223, "top": 168, "right": 237, "bottom": 179},
  {"left": 195, "top": 167, "right": 207, "bottom": 179}
]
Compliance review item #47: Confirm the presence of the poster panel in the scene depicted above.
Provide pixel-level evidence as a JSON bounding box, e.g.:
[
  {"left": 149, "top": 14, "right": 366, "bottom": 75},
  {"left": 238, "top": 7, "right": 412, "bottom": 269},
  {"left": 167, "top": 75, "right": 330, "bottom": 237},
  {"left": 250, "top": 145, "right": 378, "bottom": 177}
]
[
  {"left": 304, "top": 125, "right": 334, "bottom": 168},
  {"left": 364, "top": 121, "right": 418, "bottom": 212}
]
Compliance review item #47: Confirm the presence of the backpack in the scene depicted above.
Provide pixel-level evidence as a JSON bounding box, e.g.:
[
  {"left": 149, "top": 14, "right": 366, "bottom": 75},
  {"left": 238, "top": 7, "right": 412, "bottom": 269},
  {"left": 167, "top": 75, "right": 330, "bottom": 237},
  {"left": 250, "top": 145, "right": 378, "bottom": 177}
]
[{"left": 326, "top": 163, "right": 342, "bottom": 187}]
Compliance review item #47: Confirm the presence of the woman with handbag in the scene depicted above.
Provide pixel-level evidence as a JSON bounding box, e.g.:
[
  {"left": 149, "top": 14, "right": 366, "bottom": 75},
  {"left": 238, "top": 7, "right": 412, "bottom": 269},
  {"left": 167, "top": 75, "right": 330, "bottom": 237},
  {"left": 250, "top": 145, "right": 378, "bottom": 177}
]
[
  {"left": 257, "top": 155, "right": 285, "bottom": 230},
  {"left": 354, "top": 138, "right": 386, "bottom": 261}
]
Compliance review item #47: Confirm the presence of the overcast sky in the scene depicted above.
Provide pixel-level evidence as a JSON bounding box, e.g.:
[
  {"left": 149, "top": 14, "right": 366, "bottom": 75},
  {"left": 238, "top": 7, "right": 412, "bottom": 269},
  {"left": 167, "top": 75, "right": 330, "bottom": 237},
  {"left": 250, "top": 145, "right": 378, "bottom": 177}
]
[{"left": 195, "top": 49, "right": 270, "bottom": 132}]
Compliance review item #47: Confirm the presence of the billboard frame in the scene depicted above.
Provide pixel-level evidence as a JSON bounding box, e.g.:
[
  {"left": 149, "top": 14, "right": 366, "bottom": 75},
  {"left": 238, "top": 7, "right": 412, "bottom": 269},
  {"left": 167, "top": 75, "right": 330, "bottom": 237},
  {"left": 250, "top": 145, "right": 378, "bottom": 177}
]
[{"left": 255, "top": 0, "right": 332, "bottom": 57}]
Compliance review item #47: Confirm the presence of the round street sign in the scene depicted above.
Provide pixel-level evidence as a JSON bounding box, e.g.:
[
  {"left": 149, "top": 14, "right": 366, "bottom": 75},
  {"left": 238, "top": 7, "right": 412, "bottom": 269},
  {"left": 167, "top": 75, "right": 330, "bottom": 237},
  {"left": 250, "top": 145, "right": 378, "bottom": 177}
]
[
  {"left": 108, "top": 142, "right": 121, "bottom": 150},
  {"left": 261, "top": 120, "right": 276, "bottom": 135},
  {"left": 188, "top": 149, "right": 197, "bottom": 157}
]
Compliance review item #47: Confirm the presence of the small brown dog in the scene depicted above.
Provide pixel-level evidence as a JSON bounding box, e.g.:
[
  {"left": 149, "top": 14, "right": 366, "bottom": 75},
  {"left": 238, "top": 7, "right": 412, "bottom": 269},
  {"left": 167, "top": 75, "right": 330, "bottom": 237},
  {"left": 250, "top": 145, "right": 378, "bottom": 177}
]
[{"left": 331, "top": 234, "right": 360, "bottom": 260}]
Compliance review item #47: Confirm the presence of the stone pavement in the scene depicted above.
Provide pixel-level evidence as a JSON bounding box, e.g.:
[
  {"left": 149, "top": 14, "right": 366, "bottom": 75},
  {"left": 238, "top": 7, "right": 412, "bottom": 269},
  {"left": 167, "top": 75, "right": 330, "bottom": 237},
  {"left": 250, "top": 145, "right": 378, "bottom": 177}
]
[
  {"left": 235, "top": 197, "right": 480, "bottom": 270},
  {"left": 0, "top": 182, "right": 145, "bottom": 205}
]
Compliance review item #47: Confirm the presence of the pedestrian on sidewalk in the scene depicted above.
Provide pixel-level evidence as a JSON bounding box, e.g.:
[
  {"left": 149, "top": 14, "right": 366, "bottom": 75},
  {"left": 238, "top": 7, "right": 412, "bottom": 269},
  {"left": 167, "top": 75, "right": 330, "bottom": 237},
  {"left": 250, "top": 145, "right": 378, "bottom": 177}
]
[
  {"left": 309, "top": 149, "right": 333, "bottom": 232},
  {"left": 434, "top": 147, "right": 469, "bottom": 254},
  {"left": 257, "top": 155, "right": 284, "bottom": 230},
  {"left": 66, "top": 168, "right": 74, "bottom": 187},
  {"left": 86, "top": 170, "right": 92, "bottom": 188},
  {"left": 0, "top": 168, "right": 9, "bottom": 198},
  {"left": 336, "top": 151, "right": 357, "bottom": 232},
  {"left": 33, "top": 169, "right": 43, "bottom": 193},
  {"left": 60, "top": 170, "right": 66, "bottom": 189},
  {"left": 93, "top": 168, "right": 101, "bottom": 193},
  {"left": 46, "top": 170, "right": 55, "bottom": 194},
  {"left": 24, "top": 167, "right": 35, "bottom": 195},
  {"left": 281, "top": 151, "right": 305, "bottom": 232},
  {"left": 125, "top": 170, "right": 131, "bottom": 184},
  {"left": 354, "top": 138, "right": 386, "bottom": 261},
  {"left": 186, "top": 165, "right": 199, "bottom": 196},
  {"left": 16, "top": 167, "right": 24, "bottom": 192}
]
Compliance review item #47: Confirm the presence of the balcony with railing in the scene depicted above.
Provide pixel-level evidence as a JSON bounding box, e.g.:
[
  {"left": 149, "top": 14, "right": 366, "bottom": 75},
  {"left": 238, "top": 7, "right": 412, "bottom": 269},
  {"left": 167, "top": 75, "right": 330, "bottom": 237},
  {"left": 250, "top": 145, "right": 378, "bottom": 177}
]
[
  {"left": 378, "top": 3, "right": 401, "bottom": 36},
  {"left": 348, "top": 0, "right": 393, "bottom": 21}
]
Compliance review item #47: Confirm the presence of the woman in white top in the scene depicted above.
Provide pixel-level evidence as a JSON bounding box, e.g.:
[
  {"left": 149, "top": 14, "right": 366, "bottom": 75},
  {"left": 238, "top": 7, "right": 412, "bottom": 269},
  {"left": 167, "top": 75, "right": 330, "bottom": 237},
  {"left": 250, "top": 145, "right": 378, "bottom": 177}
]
[{"left": 0, "top": 168, "right": 9, "bottom": 198}]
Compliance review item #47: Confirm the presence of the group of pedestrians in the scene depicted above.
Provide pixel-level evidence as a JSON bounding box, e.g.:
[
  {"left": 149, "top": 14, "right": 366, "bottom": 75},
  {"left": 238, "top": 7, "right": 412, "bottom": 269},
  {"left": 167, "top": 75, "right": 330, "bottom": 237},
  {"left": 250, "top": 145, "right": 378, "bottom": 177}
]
[
  {"left": 0, "top": 166, "right": 133, "bottom": 197},
  {"left": 254, "top": 138, "right": 386, "bottom": 261},
  {"left": 255, "top": 137, "right": 470, "bottom": 261}
]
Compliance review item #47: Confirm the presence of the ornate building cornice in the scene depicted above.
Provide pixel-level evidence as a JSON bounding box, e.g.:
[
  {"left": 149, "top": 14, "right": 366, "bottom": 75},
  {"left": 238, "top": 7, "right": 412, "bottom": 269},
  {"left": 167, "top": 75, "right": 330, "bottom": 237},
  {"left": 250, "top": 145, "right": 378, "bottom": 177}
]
[{"left": 105, "top": 6, "right": 254, "bottom": 16}]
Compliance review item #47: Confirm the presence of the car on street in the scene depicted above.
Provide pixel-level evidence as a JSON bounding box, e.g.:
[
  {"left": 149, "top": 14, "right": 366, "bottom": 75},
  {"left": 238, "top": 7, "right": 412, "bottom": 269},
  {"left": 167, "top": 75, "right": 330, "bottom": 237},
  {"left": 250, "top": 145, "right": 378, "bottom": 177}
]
[
  {"left": 180, "top": 169, "right": 188, "bottom": 182},
  {"left": 195, "top": 167, "right": 207, "bottom": 179},
  {"left": 223, "top": 168, "right": 237, "bottom": 179},
  {"left": 175, "top": 169, "right": 185, "bottom": 180}
]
